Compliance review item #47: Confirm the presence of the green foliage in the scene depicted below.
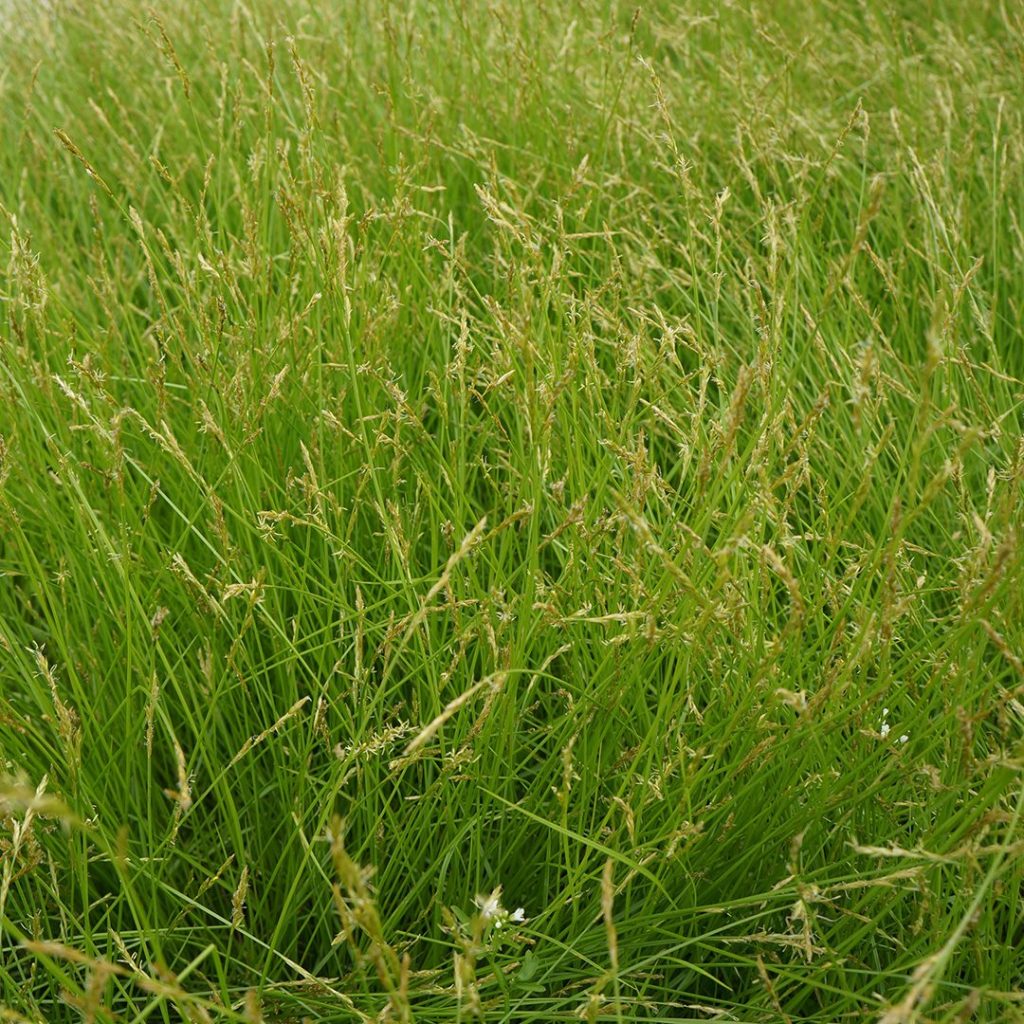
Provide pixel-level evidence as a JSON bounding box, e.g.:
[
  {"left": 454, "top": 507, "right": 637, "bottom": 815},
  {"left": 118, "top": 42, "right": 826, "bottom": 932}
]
[{"left": 1, "top": 0, "right": 1022, "bottom": 1020}]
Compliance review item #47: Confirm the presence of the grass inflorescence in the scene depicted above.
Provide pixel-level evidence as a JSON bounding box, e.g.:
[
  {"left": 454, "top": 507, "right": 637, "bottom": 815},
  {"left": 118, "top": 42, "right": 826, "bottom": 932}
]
[{"left": 1, "top": 0, "right": 1023, "bottom": 1021}]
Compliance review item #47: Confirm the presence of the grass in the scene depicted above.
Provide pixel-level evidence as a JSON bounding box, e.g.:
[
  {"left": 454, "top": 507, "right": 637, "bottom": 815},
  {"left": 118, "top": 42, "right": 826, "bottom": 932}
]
[{"left": 1, "top": 0, "right": 1023, "bottom": 1020}]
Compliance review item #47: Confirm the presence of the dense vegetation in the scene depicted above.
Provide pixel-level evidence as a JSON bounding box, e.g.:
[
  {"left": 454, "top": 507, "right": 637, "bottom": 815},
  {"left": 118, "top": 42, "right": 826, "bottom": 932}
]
[{"left": 1, "top": 0, "right": 1023, "bottom": 1020}]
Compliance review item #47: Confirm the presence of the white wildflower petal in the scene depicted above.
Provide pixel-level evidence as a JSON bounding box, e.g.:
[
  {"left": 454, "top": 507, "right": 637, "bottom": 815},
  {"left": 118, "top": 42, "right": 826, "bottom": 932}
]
[{"left": 474, "top": 889, "right": 504, "bottom": 922}]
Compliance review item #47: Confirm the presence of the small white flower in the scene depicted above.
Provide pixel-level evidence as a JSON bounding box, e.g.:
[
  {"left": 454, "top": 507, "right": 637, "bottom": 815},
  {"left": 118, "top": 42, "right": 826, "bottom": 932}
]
[
  {"left": 880, "top": 722, "right": 891, "bottom": 738},
  {"left": 899, "top": 734, "right": 909, "bottom": 744},
  {"left": 474, "top": 889, "right": 503, "bottom": 922},
  {"left": 472, "top": 889, "right": 526, "bottom": 928}
]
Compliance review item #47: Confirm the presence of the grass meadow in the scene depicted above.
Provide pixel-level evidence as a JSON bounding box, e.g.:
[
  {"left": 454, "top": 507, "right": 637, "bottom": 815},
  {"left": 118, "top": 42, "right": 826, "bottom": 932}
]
[{"left": 1, "top": 0, "right": 1023, "bottom": 1020}]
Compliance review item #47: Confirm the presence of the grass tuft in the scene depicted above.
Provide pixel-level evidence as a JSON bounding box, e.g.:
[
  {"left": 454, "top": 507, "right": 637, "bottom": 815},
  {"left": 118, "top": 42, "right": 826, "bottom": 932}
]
[{"left": 1, "top": 0, "right": 1023, "bottom": 1020}]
